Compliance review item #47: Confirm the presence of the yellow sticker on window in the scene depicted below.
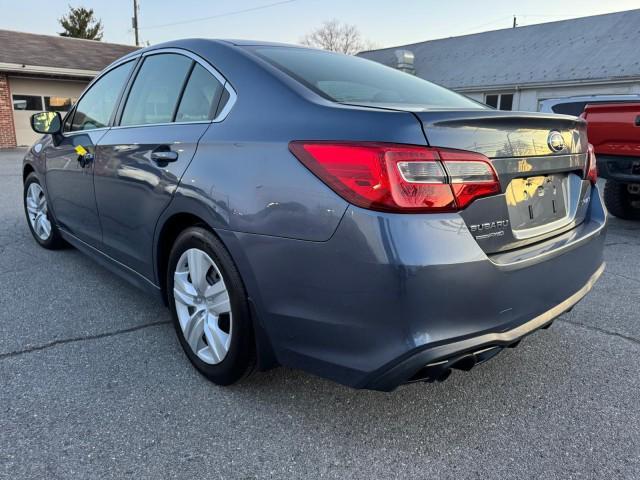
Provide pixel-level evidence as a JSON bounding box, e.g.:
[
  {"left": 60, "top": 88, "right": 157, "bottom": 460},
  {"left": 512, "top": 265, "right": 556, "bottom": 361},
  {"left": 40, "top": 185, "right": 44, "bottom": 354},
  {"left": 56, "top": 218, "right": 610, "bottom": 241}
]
[{"left": 75, "top": 145, "right": 88, "bottom": 156}]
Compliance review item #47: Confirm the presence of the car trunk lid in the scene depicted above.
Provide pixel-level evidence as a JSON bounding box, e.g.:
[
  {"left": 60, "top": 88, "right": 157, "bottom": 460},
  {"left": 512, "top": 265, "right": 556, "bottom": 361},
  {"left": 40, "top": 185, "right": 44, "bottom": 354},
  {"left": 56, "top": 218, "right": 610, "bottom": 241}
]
[{"left": 413, "top": 109, "right": 591, "bottom": 253}]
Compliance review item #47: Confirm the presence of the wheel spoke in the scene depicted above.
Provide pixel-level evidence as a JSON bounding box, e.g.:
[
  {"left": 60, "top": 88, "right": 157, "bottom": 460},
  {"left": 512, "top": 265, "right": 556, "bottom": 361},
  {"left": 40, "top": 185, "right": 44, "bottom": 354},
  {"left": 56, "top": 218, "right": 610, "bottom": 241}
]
[
  {"left": 173, "top": 271, "right": 197, "bottom": 307},
  {"left": 27, "top": 185, "right": 39, "bottom": 204},
  {"left": 184, "top": 309, "right": 206, "bottom": 352},
  {"left": 203, "top": 315, "right": 230, "bottom": 363},
  {"left": 204, "top": 280, "right": 226, "bottom": 300},
  {"left": 39, "top": 216, "right": 51, "bottom": 237},
  {"left": 35, "top": 214, "right": 50, "bottom": 239},
  {"left": 187, "top": 249, "right": 210, "bottom": 294},
  {"left": 208, "top": 291, "right": 230, "bottom": 315},
  {"left": 26, "top": 196, "right": 38, "bottom": 214},
  {"left": 34, "top": 214, "right": 44, "bottom": 236}
]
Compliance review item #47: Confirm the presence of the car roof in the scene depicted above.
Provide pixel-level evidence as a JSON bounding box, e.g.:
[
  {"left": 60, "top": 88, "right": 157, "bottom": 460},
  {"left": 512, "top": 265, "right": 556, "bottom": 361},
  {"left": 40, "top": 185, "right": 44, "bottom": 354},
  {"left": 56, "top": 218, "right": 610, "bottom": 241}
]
[
  {"left": 110, "top": 38, "right": 310, "bottom": 66},
  {"left": 219, "top": 39, "right": 302, "bottom": 48}
]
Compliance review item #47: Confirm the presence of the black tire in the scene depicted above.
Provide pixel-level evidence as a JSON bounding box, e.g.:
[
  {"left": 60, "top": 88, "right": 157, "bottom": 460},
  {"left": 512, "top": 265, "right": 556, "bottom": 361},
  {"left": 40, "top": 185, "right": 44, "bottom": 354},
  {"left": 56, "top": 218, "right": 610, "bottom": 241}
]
[
  {"left": 167, "top": 226, "right": 256, "bottom": 385},
  {"left": 603, "top": 180, "right": 640, "bottom": 220},
  {"left": 23, "top": 173, "right": 66, "bottom": 249}
]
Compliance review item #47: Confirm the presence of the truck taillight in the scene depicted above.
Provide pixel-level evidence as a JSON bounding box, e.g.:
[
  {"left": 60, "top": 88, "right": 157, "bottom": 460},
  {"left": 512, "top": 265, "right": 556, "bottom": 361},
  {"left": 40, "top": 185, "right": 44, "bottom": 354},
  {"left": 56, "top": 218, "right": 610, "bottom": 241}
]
[
  {"left": 587, "top": 143, "right": 598, "bottom": 184},
  {"left": 289, "top": 142, "right": 500, "bottom": 213}
]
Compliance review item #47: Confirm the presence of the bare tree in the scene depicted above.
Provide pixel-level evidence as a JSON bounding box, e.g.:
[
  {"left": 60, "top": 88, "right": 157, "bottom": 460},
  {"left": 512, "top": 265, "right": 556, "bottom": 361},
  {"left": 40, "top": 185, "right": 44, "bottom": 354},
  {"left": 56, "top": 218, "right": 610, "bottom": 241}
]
[{"left": 301, "top": 20, "right": 374, "bottom": 55}]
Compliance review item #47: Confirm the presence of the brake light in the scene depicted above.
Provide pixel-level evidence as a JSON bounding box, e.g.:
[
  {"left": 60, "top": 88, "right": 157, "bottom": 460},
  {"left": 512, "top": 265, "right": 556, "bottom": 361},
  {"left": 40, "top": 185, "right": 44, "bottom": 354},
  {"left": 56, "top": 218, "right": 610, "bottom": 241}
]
[
  {"left": 587, "top": 143, "right": 598, "bottom": 185},
  {"left": 289, "top": 142, "right": 500, "bottom": 212}
]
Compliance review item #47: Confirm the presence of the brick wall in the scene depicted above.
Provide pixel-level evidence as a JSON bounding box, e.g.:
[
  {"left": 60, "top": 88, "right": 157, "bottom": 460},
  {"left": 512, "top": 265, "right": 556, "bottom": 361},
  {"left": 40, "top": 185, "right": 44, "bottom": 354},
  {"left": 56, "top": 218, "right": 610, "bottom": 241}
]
[{"left": 0, "top": 73, "right": 17, "bottom": 148}]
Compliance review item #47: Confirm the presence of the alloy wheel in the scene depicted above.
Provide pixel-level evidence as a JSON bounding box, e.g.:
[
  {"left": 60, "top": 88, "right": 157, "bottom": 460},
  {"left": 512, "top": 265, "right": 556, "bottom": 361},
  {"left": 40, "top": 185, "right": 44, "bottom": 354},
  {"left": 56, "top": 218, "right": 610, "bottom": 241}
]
[
  {"left": 26, "top": 183, "right": 51, "bottom": 241},
  {"left": 173, "top": 248, "right": 232, "bottom": 365}
]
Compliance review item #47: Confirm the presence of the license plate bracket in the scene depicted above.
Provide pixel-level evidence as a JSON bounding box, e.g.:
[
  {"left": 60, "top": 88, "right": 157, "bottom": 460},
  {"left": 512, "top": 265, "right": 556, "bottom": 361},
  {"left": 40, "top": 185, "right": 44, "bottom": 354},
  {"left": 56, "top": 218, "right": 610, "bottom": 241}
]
[{"left": 505, "top": 174, "right": 568, "bottom": 233}]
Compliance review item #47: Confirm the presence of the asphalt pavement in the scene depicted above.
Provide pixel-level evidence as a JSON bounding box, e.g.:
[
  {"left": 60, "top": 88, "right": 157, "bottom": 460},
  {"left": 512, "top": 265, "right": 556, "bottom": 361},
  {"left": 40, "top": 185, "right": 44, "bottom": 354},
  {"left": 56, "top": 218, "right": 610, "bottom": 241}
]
[{"left": 1, "top": 148, "right": 639, "bottom": 479}]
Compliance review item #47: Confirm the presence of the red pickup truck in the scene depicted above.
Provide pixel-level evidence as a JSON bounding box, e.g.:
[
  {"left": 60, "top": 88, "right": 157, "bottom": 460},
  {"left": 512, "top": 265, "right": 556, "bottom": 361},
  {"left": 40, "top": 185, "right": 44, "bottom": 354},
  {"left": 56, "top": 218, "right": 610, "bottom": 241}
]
[{"left": 582, "top": 102, "right": 640, "bottom": 220}]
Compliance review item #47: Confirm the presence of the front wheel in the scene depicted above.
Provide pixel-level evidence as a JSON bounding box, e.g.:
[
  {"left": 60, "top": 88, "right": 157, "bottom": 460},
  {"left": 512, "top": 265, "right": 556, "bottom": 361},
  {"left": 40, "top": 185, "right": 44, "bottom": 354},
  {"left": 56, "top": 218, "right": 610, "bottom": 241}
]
[
  {"left": 603, "top": 180, "right": 640, "bottom": 220},
  {"left": 167, "top": 227, "right": 256, "bottom": 385},
  {"left": 23, "top": 173, "right": 66, "bottom": 249}
]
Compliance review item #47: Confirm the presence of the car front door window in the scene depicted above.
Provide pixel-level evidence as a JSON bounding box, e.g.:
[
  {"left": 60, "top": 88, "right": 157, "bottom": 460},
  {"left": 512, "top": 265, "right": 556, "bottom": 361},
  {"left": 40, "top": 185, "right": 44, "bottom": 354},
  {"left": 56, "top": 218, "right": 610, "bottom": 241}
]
[{"left": 71, "top": 60, "right": 135, "bottom": 132}]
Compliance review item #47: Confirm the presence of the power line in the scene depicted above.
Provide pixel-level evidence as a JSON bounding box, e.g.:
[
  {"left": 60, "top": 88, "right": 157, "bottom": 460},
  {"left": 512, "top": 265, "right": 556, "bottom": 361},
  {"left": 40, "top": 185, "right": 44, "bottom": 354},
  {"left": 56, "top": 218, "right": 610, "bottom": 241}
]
[
  {"left": 455, "top": 15, "right": 513, "bottom": 36},
  {"left": 140, "top": 0, "right": 301, "bottom": 30}
]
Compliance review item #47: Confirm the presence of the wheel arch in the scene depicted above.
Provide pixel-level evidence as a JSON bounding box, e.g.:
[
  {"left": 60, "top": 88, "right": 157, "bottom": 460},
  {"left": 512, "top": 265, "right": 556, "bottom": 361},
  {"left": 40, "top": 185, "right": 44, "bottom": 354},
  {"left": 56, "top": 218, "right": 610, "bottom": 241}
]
[
  {"left": 155, "top": 212, "right": 208, "bottom": 305},
  {"left": 154, "top": 208, "right": 280, "bottom": 371},
  {"left": 23, "top": 163, "right": 35, "bottom": 183}
]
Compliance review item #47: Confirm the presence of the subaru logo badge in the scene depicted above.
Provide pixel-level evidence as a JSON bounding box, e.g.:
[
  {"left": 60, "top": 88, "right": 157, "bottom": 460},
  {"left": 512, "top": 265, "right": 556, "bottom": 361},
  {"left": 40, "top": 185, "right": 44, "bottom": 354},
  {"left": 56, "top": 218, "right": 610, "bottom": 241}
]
[{"left": 547, "top": 131, "right": 565, "bottom": 152}]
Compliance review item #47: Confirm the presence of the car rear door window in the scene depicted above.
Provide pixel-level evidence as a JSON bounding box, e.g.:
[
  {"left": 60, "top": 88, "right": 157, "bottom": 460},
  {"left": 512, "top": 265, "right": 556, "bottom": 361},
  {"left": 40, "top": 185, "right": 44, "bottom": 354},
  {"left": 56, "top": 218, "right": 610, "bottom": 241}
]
[
  {"left": 175, "top": 64, "right": 225, "bottom": 122},
  {"left": 71, "top": 60, "right": 134, "bottom": 131},
  {"left": 121, "top": 54, "right": 193, "bottom": 126}
]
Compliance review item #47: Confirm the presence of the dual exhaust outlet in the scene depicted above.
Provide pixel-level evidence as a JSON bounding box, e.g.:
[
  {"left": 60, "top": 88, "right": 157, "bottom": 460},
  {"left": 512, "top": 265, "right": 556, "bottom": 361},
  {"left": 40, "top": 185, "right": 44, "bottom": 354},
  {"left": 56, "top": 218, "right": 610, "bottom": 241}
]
[{"left": 407, "top": 326, "right": 553, "bottom": 384}]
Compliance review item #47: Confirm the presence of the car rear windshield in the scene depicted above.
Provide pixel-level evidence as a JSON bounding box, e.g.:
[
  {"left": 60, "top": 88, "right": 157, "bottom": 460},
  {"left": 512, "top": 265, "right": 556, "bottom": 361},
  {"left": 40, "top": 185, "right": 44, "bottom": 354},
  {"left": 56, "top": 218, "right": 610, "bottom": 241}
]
[{"left": 252, "top": 46, "right": 484, "bottom": 109}]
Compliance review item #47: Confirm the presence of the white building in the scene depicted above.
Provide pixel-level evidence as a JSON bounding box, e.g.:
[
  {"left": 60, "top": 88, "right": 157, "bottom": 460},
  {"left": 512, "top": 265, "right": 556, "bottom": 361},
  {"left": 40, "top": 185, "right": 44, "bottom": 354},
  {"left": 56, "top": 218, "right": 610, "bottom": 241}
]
[{"left": 358, "top": 9, "right": 640, "bottom": 112}]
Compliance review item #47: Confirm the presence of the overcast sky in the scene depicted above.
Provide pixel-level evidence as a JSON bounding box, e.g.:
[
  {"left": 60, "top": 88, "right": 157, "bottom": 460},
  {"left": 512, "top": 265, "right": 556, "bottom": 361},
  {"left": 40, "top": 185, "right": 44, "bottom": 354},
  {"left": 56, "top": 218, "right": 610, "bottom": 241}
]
[{"left": 1, "top": 0, "right": 638, "bottom": 47}]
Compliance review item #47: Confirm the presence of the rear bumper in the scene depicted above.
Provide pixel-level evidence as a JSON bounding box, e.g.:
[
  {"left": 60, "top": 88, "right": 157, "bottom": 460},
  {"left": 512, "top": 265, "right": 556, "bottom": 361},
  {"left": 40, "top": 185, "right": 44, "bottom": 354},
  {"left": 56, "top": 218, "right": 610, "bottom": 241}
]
[
  {"left": 597, "top": 154, "right": 640, "bottom": 182},
  {"left": 226, "top": 185, "right": 607, "bottom": 390},
  {"left": 363, "top": 262, "right": 604, "bottom": 391}
]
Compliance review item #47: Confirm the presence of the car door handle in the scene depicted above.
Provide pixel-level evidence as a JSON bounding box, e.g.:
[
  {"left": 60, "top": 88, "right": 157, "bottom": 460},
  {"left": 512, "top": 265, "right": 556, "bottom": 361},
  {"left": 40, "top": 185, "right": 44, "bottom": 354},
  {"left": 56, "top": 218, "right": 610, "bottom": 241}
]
[
  {"left": 635, "top": 115, "right": 640, "bottom": 127},
  {"left": 150, "top": 148, "right": 178, "bottom": 163},
  {"left": 78, "top": 153, "right": 94, "bottom": 168}
]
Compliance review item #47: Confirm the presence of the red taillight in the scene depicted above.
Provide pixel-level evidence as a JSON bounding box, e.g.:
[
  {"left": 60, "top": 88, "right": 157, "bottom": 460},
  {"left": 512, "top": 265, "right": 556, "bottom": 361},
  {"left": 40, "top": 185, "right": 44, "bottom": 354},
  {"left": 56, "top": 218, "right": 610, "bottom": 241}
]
[
  {"left": 587, "top": 143, "right": 598, "bottom": 185},
  {"left": 289, "top": 142, "right": 500, "bottom": 213}
]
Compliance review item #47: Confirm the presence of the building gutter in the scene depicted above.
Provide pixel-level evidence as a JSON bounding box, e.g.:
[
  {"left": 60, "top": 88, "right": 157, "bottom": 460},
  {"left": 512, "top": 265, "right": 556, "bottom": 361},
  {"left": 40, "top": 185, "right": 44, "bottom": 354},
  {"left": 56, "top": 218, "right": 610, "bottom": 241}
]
[
  {"left": 453, "top": 76, "right": 640, "bottom": 93},
  {"left": 0, "top": 62, "right": 99, "bottom": 79}
]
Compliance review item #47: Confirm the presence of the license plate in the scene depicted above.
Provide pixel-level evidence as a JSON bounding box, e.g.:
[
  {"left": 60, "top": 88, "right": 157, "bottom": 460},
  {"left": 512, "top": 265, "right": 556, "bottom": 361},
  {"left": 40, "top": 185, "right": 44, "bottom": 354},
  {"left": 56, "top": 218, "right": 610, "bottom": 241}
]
[{"left": 505, "top": 174, "right": 567, "bottom": 232}]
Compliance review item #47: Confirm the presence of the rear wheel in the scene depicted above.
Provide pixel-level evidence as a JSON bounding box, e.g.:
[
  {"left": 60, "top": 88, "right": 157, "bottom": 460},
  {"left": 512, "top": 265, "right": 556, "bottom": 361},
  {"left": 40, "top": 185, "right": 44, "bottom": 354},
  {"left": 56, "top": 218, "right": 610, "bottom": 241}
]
[
  {"left": 23, "top": 173, "right": 65, "bottom": 249},
  {"left": 167, "top": 227, "right": 255, "bottom": 385},
  {"left": 603, "top": 180, "right": 640, "bottom": 220}
]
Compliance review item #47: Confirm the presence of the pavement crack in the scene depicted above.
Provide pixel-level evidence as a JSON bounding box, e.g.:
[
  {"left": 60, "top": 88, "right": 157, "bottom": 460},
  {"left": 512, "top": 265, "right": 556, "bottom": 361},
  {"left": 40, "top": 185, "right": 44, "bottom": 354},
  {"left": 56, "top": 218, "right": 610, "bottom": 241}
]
[
  {"left": 605, "top": 241, "right": 640, "bottom": 247},
  {"left": 0, "top": 320, "right": 172, "bottom": 360},
  {"left": 607, "top": 271, "right": 640, "bottom": 285},
  {"left": 558, "top": 317, "right": 640, "bottom": 346}
]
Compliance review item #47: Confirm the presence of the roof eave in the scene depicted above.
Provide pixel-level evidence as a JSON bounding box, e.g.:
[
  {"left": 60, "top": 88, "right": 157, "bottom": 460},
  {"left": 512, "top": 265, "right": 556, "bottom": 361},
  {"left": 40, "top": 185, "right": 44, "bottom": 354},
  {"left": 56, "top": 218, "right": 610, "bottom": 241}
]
[
  {"left": 0, "top": 62, "right": 99, "bottom": 79},
  {"left": 452, "top": 76, "right": 640, "bottom": 92}
]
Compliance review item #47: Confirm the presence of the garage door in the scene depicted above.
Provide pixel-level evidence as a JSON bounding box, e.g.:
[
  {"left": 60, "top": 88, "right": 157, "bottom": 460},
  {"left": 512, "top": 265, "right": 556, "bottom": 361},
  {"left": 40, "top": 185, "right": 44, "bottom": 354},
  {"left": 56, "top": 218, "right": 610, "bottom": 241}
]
[{"left": 9, "top": 77, "right": 88, "bottom": 146}]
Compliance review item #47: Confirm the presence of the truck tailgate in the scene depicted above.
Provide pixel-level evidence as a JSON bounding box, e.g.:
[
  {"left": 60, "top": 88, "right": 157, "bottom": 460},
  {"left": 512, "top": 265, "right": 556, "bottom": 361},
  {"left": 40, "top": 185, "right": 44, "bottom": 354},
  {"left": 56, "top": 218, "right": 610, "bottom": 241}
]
[{"left": 583, "top": 102, "right": 640, "bottom": 158}]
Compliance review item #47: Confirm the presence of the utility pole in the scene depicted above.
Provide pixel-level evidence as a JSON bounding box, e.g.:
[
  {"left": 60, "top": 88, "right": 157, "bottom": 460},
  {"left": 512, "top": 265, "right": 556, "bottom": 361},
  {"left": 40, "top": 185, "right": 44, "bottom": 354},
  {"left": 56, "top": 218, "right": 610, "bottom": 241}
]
[
  {"left": 512, "top": 15, "right": 517, "bottom": 28},
  {"left": 132, "top": 0, "right": 140, "bottom": 46}
]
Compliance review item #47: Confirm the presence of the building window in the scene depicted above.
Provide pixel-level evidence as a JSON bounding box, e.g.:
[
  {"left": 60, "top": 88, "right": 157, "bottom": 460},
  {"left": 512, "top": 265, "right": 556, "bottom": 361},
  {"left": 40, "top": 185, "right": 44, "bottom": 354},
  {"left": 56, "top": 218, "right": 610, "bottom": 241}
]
[
  {"left": 44, "top": 96, "right": 76, "bottom": 112},
  {"left": 484, "top": 93, "right": 514, "bottom": 111},
  {"left": 12, "top": 95, "right": 43, "bottom": 111}
]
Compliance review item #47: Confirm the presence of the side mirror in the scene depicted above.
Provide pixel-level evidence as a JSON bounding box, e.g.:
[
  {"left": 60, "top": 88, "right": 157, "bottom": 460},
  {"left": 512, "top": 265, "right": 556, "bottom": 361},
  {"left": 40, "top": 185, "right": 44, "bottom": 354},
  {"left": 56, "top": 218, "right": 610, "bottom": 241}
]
[{"left": 30, "top": 111, "right": 62, "bottom": 135}]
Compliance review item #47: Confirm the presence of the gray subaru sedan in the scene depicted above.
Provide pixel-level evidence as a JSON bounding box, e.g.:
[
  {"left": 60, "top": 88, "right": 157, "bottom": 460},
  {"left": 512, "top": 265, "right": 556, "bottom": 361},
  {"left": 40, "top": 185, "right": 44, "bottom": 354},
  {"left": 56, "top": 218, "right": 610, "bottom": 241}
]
[{"left": 22, "top": 40, "right": 606, "bottom": 391}]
